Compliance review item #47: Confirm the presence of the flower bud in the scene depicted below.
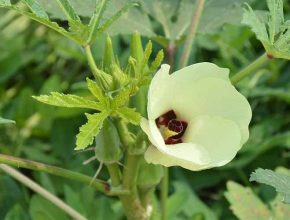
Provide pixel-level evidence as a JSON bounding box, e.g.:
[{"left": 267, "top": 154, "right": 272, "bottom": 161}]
[
  {"left": 128, "top": 131, "right": 147, "bottom": 155},
  {"left": 95, "top": 119, "right": 123, "bottom": 164},
  {"left": 103, "top": 35, "right": 116, "bottom": 71},
  {"left": 137, "top": 157, "right": 164, "bottom": 188},
  {"left": 131, "top": 32, "right": 144, "bottom": 63}
]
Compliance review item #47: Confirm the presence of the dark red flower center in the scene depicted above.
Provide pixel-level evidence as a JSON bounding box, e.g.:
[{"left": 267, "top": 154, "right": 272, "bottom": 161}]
[{"left": 155, "top": 110, "right": 187, "bottom": 145}]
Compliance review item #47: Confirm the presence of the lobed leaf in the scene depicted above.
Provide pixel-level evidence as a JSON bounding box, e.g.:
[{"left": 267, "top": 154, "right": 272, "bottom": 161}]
[
  {"left": 86, "top": 77, "right": 105, "bottom": 102},
  {"left": 95, "top": 1, "right": 138, "bottom": 37},
  {"left": 267, "top": 0, "right": 284, "bottom": 44},
  {"left": 116, "top": 107, "right": 141, "bottom": 125},
  {"left": 242, "top": 4, "right": 269, "bottom": 44},
  {"left": 33, "top": 92, "right": 104, "bottom": 110},
  {"left": 87, "top": 0, "right": 109, "bottom": 44},
  {"left": 225, "top": 181, "right": 271, "bottom": 220},
  {"left": 112, "top": 89, "right": 131, "bottom": 108},
  {"left": 22, "top": 0, "right": 49, "bottom": 19},
  {"left": 68, "top": 20, "right": 90, "bottom": 45},
  {"left": 75, "top": 111, "right": 109, "bottom": 150},
  {"left": 150, "top": 49, "right": 164, "bottom": 73},
  {"left": 0, "top": 4, "right": 82, "bottom": 44},
  {"left": 250, "top": 168, "right": 290, "bottom": 204},
  {"left": 55, "top": 0, "right": 81, "bottom": 21},
  {"left": 242, "top": 0, "right": 290, "bottom": 59},
  {"left": 140, "top": 41, "right": 152, "bottom": 73}
]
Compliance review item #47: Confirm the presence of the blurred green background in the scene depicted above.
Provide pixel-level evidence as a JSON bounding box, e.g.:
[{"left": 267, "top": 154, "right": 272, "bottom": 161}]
[{"left": 1, "top": 0, "right": 290, "bottom": 219}]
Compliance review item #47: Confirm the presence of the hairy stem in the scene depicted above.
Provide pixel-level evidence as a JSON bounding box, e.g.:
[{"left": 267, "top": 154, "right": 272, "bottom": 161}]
[
  {"left": 231, "top": 53, "right": 269, "bottom": 85},
  {"left": 161, "top": 167, "right": 169, "bottom": 220},
  {"left": 179, "top": 0, "right": 205, "bottom": 69},
  {"left": 0, "top": 154, "right": 109, "bottom": 194},
  {"left": 0, "top": 164, "right": 87, "bottom": 220}
]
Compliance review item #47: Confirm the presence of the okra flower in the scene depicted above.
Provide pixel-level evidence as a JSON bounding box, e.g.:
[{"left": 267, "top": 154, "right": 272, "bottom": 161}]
[{"left": 141, "top": 63, "right": 252, "bottom": 171}]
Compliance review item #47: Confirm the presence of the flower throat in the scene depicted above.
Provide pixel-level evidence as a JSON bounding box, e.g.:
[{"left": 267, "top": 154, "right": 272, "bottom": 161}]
[{"left": 155, "top": 110, "right": 187, "bottom": 145}]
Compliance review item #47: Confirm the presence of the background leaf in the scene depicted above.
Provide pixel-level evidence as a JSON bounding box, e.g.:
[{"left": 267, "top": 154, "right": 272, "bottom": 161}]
[
  {"left": 225, "top": 181, "right": 271, "bottom": 220},
  {"left": 250, "top": 168, "right": 290, "bottom": 204},
  {"left": 0, "top": 117, "right": 15, "bottom": 124},
  {"left": 22, "top": 0, "right": 49, "bottom": 19}
]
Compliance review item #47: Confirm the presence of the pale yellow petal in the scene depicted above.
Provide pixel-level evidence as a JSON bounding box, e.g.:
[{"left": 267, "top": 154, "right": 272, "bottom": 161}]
[
  {"left": 146, "top": 120, "right": 211, "bottom": 166},
  {"left": 183, "top": 115, "right": 241, "bottom": 167},
  {"left": 145, "top": 145, "right": 210, "bottom": 171}
]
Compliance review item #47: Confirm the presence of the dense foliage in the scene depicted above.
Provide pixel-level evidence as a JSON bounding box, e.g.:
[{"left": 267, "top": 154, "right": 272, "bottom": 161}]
[{"left": 1, "top": 0, "right": 290, "bottom": 219}]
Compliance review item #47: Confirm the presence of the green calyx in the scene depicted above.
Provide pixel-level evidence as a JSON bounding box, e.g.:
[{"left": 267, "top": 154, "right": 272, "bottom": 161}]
[
  {"left": 137, "top": 157, "right": 164, "bottom": 188},
  {"left": 94, "top": 119, "right": 123, "bottom": 164}
]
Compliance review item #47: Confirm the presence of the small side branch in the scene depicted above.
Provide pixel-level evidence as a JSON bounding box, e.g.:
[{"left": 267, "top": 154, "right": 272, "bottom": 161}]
[
  {"left": 179, "top": 0, "right": 205, "bottom": 69},
  {"left": 0, "top": 154, "right": 110, "bottom": 194}
]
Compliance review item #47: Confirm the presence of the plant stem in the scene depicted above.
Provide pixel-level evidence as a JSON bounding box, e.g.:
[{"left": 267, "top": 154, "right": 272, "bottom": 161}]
[
  {"left": 167, "top": 42, "right": 176, "bottom": 71},
  {"left": 115, "top": 119, "right": 134, "bottom": 147},
  {"left": 179, "top": 0, "right": 205, "bottom": 69},
  {"left": 106, "top": 163, "right": 121, "bottom": 186},
  {"left": 0, "top": 154, "right": 109, "bottom": 194},
  {"left": 122, "top": 154, "right": 141, "bottom": 190},
  {"left": 0, "top": 164, "right": 87, "bottom": 220},
  {"left": 161, "top": 167, "right": 168, "bottom": 220},
  {"left": 84, "top": 45, "right": 100, "bottom": 79},
  {"left": 119, "top": 154, "right": 146, "bottom": 220},
  {"left": 115, "top": 119, "right": 147, "bottom": 219},
  {"left": 230, "top": 53, "right": 269, "bottom": 85}
]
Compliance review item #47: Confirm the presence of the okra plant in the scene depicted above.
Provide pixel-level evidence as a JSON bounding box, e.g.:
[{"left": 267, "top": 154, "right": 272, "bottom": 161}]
[{"left": 1, "top": 0, "right": 290, "bottom": 220}]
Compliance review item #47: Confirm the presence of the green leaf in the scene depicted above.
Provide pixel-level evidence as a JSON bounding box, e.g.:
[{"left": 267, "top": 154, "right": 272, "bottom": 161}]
[
  {"left": 271, "top": 194, "right": 290, "bottom": 219},
  {"left": 33, "top": 92, "right": 104, "bottom": 110},
  {"left": 55, "top": 0, "right": 81, "bottom": 21},
  {"left": 0, "top": 0, "right": 10, "bottom": 6},
  {"left": 141, "top": 0, "right": 245, "bottom": 41},
  {"left": 198, "top": 0, "right": 246, "bottom": 34},
  {"left": 68, "top": 20, "right": 90, "bottom": 45},
  {"left": 249, "top": 87, "right": 290, "bottom": 103},
  {"left": 0, "top": 117, "right": 15, "bottom": 124},
  {"left": 0, "top": 5, "right": 81, "bottom": 43},
  {"left": 113, "top": 89, "right": 131, "bottom": 108},
  {"left": 166, "top": 181, "right": 218, "bottom": 220},
  {"left": 64, "top": 185, "right": 85, "bottom": 214},
  {"left": 29, "top": 195, "right": 69, "bottom": 220},
  {"left": 75, "top": 111, "right": 108, "bottom": 150},
  {"left": 225, "top": 181, "right": 271, "bottom": 220},
  {"left": 141, "top": 0, "right": 189, "bottom": 40},
  {"left": 242, "top": 4, "right": 269, "bottom": 44},
  {"left": 96, "top": 1, "right": 138, "bottom": 36},
  {"left": 86, "top": 77, "right": 105, "bottom": 102},
  {"left": 140, "top": 41, "right": 152, "bottom": 73},
  {"left": 116, "top": 107, "right": 141, "bottom": 125},
  {"left": 4, "top": 204, "right": 29, "bottom": 220},
  {"left": 250, "top": 168, "right": 290, "bottom": 204},
  {"left": 87, "top": 0, "right": 108, "bottom": 44},
  {"left": 242, "top": 0, "right": 290, "bottom": 59},
  {"left": 267, "top": 0, "right": 284, "bottom": 44},
  {"left": 22, "top": 0, "right": 49, "bottom": 19},
  {"left": 106, "top": 0, "right": 154, "bottom": 37},
  {"left": 150, "top": 49, "right": 164, "bottom": 73}
]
